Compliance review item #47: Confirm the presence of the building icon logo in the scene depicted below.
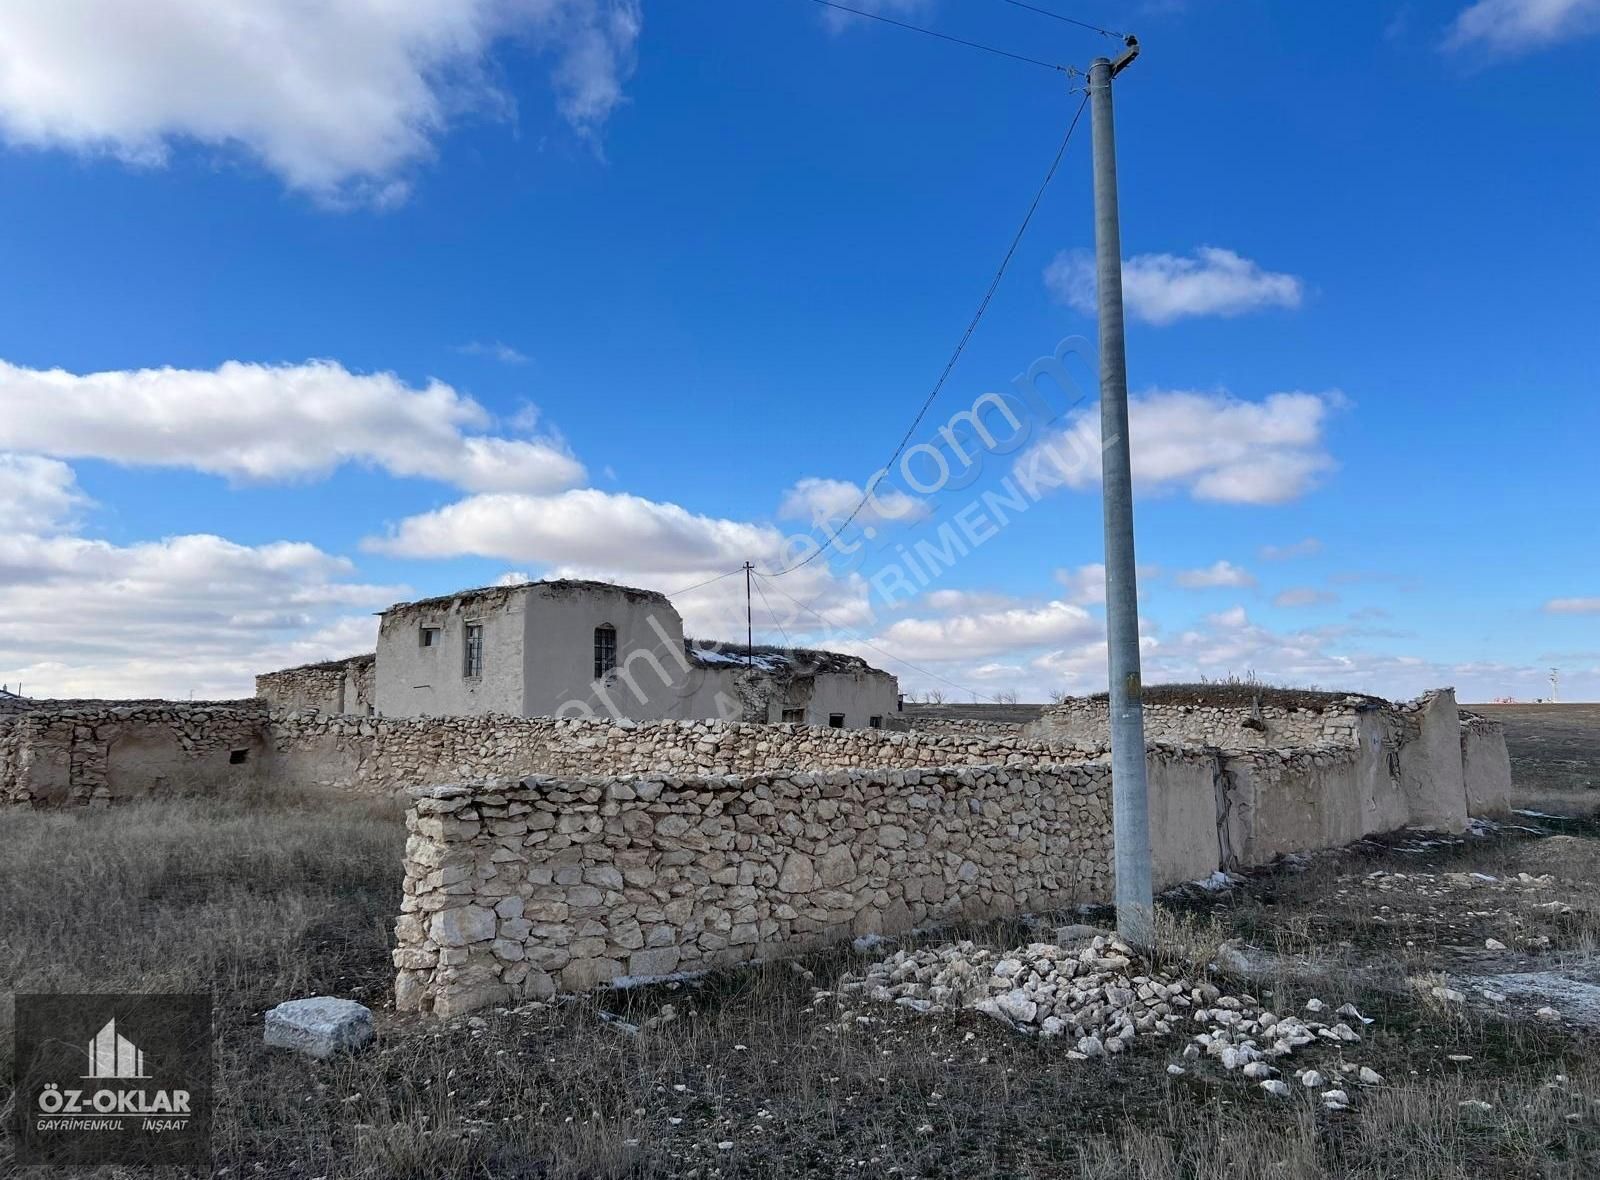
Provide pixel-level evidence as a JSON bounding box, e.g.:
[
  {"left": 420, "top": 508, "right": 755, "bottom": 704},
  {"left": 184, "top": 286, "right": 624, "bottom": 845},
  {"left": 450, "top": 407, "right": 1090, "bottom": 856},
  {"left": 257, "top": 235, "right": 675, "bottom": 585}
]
[
  {"left": 82, "top": 1018, "right": 149, "bottom": 1080},
  {"left": 14, "top": 992, "right": 212, "bottom": 1166}
]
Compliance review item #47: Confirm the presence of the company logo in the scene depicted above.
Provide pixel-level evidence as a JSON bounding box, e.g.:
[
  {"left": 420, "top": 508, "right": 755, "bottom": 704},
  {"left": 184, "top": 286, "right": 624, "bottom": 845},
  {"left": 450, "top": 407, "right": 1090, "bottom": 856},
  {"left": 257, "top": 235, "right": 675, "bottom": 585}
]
[
  {"left": 83, "top": 1017, "right": 149, "bottom": 1079},
  {"left": 12, "top": 993, "right": 212, "bottom": 1166}
]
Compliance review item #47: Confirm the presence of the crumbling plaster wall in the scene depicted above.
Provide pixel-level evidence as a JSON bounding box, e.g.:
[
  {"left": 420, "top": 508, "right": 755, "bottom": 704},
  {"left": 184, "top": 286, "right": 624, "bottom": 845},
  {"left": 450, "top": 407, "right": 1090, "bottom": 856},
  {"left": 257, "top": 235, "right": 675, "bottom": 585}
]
[
  {"left": 1461, "top": 714, "right": 1513, "bottom": 816},
  {"left": 1, "top": 703, "right": 268, "bottom": 806}
]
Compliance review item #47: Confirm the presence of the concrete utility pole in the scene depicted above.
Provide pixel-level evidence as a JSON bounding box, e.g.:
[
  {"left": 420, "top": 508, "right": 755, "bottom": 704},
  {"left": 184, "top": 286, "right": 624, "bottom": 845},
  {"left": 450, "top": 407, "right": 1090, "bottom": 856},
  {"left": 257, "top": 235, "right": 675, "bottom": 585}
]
[{"left": 1088, "top": 37, "right": 1153, "bottom": 949}]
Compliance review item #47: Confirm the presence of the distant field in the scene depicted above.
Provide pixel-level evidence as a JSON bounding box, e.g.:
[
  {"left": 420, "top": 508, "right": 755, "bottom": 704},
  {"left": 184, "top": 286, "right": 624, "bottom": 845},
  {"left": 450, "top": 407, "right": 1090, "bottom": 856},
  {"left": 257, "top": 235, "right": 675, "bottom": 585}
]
[{"left": 1465, "top": 703, "right": 1600, "bottom": 798}]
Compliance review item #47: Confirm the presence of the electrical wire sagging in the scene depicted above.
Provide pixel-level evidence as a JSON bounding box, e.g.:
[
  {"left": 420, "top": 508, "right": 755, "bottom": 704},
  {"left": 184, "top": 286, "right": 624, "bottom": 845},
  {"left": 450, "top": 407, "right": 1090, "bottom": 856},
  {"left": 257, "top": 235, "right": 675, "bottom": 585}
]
[{"left": 759, "top": 95, "right": 1089, "bottom": 578}]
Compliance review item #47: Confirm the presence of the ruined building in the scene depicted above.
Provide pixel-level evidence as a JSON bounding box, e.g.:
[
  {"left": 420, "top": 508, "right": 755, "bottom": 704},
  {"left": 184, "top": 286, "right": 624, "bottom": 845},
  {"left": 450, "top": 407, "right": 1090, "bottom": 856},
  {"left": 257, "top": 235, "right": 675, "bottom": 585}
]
[{"left": 257, "top": 579, "right": 898, "bottom": 729}]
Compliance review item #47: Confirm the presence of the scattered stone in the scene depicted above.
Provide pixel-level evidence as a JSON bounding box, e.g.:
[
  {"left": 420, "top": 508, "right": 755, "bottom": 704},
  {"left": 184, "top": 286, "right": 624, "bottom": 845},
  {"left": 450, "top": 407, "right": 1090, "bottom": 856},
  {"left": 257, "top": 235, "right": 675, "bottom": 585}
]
[
  {"left": 1459, "top": 1099, "right": 1494, "bottom": 1113},
  {"left": 1305, "top": 999, "right": 1327, "bottom": 1014},
  {"left": 263, "top": 997, "right": 374, "bottom": 1060},
  {"left": 1261, "top": 1080, "right": 1291, "bottom": 1098},
  {"left": 1167, "top": 1064, "right": 1186, "bottom": 1076},
  {"left": 1299, "top": 1070, "right": 1326, "bottom": 1088},
  {"left": 1484, "top": 938, "right": 1508, "bottom": 951},
  {"left": 1358, "top": 1067, "right": 1383, "bottom": 1085},
  {"left": 1432, "top": 986, "right": 1467, "bottom": 1004},
  {"left": 1535, "top": 1006, "right": 1562, "bottom": 1023}
]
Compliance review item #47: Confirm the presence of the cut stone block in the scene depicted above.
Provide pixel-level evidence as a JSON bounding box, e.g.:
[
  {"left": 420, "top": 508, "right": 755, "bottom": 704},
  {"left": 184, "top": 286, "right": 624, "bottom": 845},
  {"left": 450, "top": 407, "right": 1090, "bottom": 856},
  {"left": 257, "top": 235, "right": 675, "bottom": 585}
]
[{"left": 264, "top": 996, "right": 375, "bottom": 1059}]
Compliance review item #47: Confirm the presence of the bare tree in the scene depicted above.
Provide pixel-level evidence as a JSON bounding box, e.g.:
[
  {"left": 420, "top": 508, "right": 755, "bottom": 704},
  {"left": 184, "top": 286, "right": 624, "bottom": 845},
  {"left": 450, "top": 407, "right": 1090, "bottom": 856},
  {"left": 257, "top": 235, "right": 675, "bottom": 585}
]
[
  {"left": 925, "top": 689, "right": 946, "bottom": 705},
  {"left": 994, "top": 689, "right": 1018, "bottom": 705}
]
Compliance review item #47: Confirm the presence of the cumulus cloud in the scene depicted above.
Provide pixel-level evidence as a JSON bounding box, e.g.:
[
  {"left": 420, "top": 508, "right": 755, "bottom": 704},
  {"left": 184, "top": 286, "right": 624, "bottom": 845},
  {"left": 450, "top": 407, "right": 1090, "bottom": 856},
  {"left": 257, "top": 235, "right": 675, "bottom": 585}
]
[
  {"left": 1444, "top": 0, "right": 1600, "bottom": 53},
  {"left": 919, "top": 588, "right": 1027, "bottom": 614},
  {"left": 1260, "top": 537, "right": 1323, "bottom": 561},
  {"left": 366, "top": 487, "right": 785, "bottom": 571},
  {"left": 1014, "top": 389, "right": 1338, "bottom": 505},
  {"left": 0, "top": 358, "right": 584, "bottom": 493},
  {"left": 777, "top": 476, "right": 928, "bottom": 529},
  {"left": 0, "top": 531, "right": 402, "bottom": 698},
  {"left": 1046, "top": 246, "right": 1304, "bottom": 325},
  {"left": 1175, "top": 560, "right": 1256, "bottom": 590},
  {"left": 1272, "top": 587, "right": 1339, "bottom": 608},
  {"left": 859, "top": 600, "right": 1099, "bottom": 663},
  {"left": 1545, "top": 596, "right": 1600, "bottom": 614},
  {"left": 0, "top": 453, "right": 89, "bottom": 533},
  {"left": 0, "top": 0, "right": 642, "bottom": 204},
  {"left": 1055, "top": 563, "right": 1106, "bottom": 605}
]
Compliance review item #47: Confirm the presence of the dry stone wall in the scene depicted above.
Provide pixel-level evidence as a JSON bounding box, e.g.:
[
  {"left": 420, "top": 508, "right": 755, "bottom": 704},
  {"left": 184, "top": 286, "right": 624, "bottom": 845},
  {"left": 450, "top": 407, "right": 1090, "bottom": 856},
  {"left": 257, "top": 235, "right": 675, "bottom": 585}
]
[
  {"left": 0, "top": 702, "right": 268, "bottom": 806},
  {"left": 393, "top": 763, "right": 1117, "bottom": 1016},
  {"left": 268, "top": 711, "right": 1109, "bottom": 796},
  {"left": 1027, "top": 695, "right": 1366, "bottom": 751},
  {"left": 256, "top": 655, "right": 375, "bottom": 716}
]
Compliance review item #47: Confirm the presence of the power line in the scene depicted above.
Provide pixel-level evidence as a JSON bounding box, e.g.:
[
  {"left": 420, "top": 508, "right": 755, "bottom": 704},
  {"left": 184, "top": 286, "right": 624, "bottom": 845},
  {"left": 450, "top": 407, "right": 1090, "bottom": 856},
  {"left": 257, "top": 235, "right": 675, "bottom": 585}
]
[
  {"left": 797, "top": 0, "right": 1073, "bottom": 73},
  {"left": 750, "top": 572, "right": 794, "bottom": 650},
  {"left": 665, "top": 567, "right": 746, "bottom": 598},
  {"left": 995, "top": 0, "right": 1124, "bottom": 39},
  {"left": 760, "top": 94, "right": 1089, "bottom": 577},
  {"left": 756, "top": 572, "right": 1004, "bottom": 703}
]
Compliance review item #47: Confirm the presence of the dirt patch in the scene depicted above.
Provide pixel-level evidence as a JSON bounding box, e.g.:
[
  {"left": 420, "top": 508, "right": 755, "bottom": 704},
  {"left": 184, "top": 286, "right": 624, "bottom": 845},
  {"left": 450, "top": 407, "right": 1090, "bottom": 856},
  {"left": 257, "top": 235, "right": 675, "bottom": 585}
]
[{"left": 1515, "top": 835, "right": 1600, "bottom": 882}]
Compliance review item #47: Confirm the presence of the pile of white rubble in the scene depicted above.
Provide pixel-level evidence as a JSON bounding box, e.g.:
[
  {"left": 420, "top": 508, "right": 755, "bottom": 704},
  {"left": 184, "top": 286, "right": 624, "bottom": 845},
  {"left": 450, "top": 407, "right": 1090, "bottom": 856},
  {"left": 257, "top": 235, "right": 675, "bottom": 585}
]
[{"left": 825, "top": 930, "right": 1384, "bottom": 1110}]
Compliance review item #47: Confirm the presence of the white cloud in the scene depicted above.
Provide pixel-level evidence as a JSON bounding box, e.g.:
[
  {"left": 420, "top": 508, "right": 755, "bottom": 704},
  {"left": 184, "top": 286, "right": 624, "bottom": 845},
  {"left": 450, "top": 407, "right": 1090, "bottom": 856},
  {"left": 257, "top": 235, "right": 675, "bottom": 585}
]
[
  {"left": 821, "top": 0, "right": 933, "bottom": 33},
  {"left": 0, "top": 531, "right": 402, "bottom": 698},
  {"left": 777, "top": 476, "right": 927, "bottom": 529},
  {"left": 1273, "top": 587, "right": 1338, "bottom": 608},
  {"left": 1046, "top": 246, "right": 1304, "bottom": 325},
  {"left": 1015, "top": 389, "right": 1338, "bottom": 505},
  {"left": 0, "top": 0, "right": 641, "bottom": 205},
  {"left": 1444, "top": 0, "right": 1600, "bottom": 53},
  {"left": 1545, "top": 597, "right": 1600, "bottom": 614},
  {"left": 1175, "top": 560, "right": 1256, "bottom": 590},
  {"left": 1054, "top": 563, "right": 1106, "bottom": 605},
  {"left": 0, "top": 358, "right": 584, "bottom": 493},
  {"left": 859, "top": 600, "right": 1099, "bottom": 663},
  {"left": 457, "top": 341, "right": 531, "bottom": 365},
  {"left": 367, "top": 487, "right": 784, "bottom": 572},
  {"left": 919, "top": 588, "right": 1026, "bottom": 614},
  {"left": 1260, "top": 537, "right": 1323, "bottom": 561},
  {"left": 0, "top": 453, "right": 89, "bottom": 533}
]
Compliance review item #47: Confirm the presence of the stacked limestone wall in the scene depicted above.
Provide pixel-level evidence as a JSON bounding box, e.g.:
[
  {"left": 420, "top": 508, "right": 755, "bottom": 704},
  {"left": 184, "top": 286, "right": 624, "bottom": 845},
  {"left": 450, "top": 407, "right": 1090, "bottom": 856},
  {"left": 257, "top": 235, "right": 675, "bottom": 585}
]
[
  {"left": 268, "top": 711, "right": 1109, "bottom": 796},
  {"left": 904, "top": 716, "right": 1027, "bottom": 738},
  {"left": 0, "top": 702, "right": 268, "bottom": 806},
  {"left": 256, "top": 654, "right": 375, "bottom": 716},
  {"left": 394, "top": 725, "right": 1485, "bottom": 1015},
  {"left": 394, "top": 764, "right": 1118, "bottom": 1016},
  {"left": 1026, "top": 695, "right": 1364, "bottom": 750}
]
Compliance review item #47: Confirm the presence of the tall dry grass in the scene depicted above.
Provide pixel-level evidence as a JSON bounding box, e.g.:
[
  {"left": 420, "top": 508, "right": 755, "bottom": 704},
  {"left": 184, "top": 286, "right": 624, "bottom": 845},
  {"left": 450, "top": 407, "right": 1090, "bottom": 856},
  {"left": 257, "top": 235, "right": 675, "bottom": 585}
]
[{"left": 1, "top": 790, "right": 1598, "bottom": 1177}]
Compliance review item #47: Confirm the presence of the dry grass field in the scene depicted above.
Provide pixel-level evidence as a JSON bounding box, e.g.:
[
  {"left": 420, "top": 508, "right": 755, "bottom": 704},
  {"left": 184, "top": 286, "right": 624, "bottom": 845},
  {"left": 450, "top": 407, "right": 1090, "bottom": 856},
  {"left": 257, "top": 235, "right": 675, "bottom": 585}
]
[{"left": 2, "top": 710, "right": 1599, "bottom": 1178}]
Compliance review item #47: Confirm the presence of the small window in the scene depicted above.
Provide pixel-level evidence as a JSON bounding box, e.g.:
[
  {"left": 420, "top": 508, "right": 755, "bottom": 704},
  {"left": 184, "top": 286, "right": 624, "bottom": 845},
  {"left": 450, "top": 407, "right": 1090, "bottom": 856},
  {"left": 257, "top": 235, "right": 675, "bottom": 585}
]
[
  {"left": 420, "top": 626, "right": 440, "bottom": 648},
  {"left": 594, "top": 623, "right": 617, "bottom": 680},
  {"left": 228, "top": 748, "right": 249, "bottom": 765},
  {"left": 463, "top": 623, "right": 484, "bottom": 678},
  {"left": 868, "top": 715, "right": 883, "bottom": 729},
  {"left": 828, "top": 713, "right": 845, "bottom": 729},
  {"left": 781, "top": 708, "right": 805, "bottom": 724}
]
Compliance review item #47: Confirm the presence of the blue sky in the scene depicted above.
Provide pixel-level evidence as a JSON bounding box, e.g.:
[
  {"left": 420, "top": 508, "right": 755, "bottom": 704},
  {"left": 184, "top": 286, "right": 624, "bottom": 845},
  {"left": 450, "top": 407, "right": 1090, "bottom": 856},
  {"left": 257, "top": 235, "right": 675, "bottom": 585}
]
[{"left": 0, "top": 0, "right": 1596, "bottom": 702}]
